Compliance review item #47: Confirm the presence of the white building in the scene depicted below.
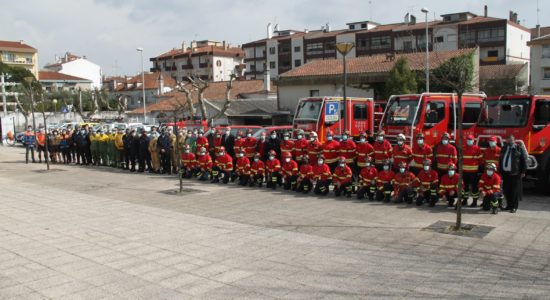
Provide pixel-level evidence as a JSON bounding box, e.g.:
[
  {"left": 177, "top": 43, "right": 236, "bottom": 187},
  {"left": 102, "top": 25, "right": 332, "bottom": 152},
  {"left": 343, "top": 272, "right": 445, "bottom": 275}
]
[
  {"left": 44, "top": 52, "right": 102, "bottom": 89},
  {"left": 114, "top": 72, "right": 176, "bottom": 110},
  {"left": 528, "top": 34, "right": 550, "bottom": 94}
]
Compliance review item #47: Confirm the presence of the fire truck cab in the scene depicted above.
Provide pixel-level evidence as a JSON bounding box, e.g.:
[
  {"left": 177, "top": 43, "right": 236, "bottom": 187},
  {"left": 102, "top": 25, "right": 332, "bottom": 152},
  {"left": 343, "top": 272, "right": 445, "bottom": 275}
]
[
  {"left": 293, "top": 97, "right": 376, "bottom": 143},
  {"left": 475, "top": 95, "right": 550, "bottom": 193},
  {"left": 380, "top": 93, "right": 485, "bottom": 147}
]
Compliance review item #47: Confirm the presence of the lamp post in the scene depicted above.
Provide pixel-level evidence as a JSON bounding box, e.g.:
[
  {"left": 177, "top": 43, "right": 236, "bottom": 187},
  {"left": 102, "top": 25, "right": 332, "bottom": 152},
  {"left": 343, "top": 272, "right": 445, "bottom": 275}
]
[
  {"left": 335, "top": 42, "right": 355, "bottom": 134},
  {"left": 136, "top": 47, "right": 146, "bottom": 123},
  {"left": 52, "top": 98, "right": 58, "bottom": 113},
  {"left": 421, "top": 7, "right": 430, "bottom": 93}
]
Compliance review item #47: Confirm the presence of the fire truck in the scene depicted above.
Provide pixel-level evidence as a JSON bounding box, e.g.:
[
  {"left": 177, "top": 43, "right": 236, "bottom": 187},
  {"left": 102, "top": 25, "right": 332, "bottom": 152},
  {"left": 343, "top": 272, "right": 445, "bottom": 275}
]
[
  {"left": 165, "top": 120, "right": 209, "bottom": 131},
  {"left": 475, "top": 95, "right": 550, "bottom": 193},
  {"left": 379, "top": 93, "right": 486, "bottom": 146},
  {"left": 292, "top": 97, "right": 378, "bottom": 143}
]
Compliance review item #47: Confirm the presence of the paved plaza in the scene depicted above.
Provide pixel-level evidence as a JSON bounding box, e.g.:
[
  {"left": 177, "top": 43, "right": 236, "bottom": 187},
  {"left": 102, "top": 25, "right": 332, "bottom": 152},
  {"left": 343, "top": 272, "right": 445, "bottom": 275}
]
[{"left": 1, "top": 145, "right": 550, "bottom": 299}]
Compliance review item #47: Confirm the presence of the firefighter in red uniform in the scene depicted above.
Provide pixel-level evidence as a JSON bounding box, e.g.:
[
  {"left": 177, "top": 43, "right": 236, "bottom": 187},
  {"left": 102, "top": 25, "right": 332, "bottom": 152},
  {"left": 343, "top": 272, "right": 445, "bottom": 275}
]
[
  {"left": 281, "top": 152, "right": 299, "bottom": 190},
  {"left": 233, "top": 131, "right": 246, "bottom": 159},
  {"left": 313, "top": 155, "right": 332, "bottom": 196},
  {"left": 414, "top": 159, "right": 439, "bottom": 206},
  {"left": 392, "top": 162, "right": 416, "bottom": 203},
  {"left": 376, "top": 159, "right": 395, "bottom": 202},
  {"left": 410, "top": 133, "right": 432, "bottom": 175},
  {"left": 196, "top": 147, "right": 212, "bottom": 181},
  {"left": 296, "top": 154, "right": 314, "bottom": 193},
  {"left": 256, "top": 132, "right": 268, "bottom": 160},
  {"left": 293, "top": 130, "right": 308, "bottom": 161},
  {"left": 338, "top": 130, "right": 356, "bottom": 168},
  {"left": 280, "top": 131, "right": 295, "bottom": 160},
  {"left": 373, "top": 131, "right": 392, "bottom": 170},
  {"left": 333, "top": 156, "right": 353, "bottom": 198},
  {"left": 243, "top": 129, "right": 257, "bottom": 159},
  {"left": 233, "top": 149, "right": 251, "bottom": 186},
  {"left": 307, "top": 131, "right": 322, "bottom": 165},
  {"left": 249, "top": 153, "right": 265, "bottom": 187},
  {"left": 392, "top": 133, "right": 412, "bottom": 172},
  {"left": 356, "top": 132, "right": 374, "bottom": 169},
  {"left": 212, "top": 146, "right": 233, "bottom": 184},
  {"left": 180, "top": 144, "right": 196, "bottom": 179},
  {"left": 462, "top": 134, "right": 483, "bottom": 207},
  {"left": 479, "top": 163, "right": 502, "bottom": 214},
  {"left": 483, "top": 135, "right": 503, "bottom": 207},
  {"left": 322, "top": 130, "right": 340, "bottom": 171},
  {"left": 211, "top": 130, "right": 223, "bottom": 157},
  {"left": 356, "top": 156, "right": 378, "bottom": 201},
  {"left": 265, "top": 150, "right": 282, "bottom": 190},
  {"left": 434, "top": 133, "right": 458, "bottom": 178},
  {"left": 195, "top": 129, "right": 209, "bottom": 155},
  {"left": 439, "top": 163, "right": 461, "bottom": 207}
]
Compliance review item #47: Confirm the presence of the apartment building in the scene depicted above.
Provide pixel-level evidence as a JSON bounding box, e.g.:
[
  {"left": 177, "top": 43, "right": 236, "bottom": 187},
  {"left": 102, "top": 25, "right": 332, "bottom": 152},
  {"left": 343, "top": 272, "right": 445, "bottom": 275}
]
[
  {"left": 0, "top": 40, "right": 38, "bottom": 78},
  {"left": 150, "top": 40, "right": 244, "bottom": 83},
  {"left": 527, "top": 33, "right": 550, "bottom": 94},
  {"left": 242, "top": 7, "right": 530, "bottom": 80},
  {"left": 44, "top": 52, "right": 102, "bottom": 89}
]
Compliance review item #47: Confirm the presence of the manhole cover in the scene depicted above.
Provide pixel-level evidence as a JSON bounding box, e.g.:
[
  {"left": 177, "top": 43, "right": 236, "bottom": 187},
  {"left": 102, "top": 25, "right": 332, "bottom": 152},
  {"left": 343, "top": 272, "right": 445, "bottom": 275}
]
[{"left": 422, "top": 220, "right": 495, "bottom": 239}]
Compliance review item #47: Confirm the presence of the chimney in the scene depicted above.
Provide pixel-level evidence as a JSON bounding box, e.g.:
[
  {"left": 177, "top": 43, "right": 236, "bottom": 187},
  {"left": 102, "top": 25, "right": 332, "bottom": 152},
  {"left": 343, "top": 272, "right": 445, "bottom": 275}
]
[
  {"left": 509, "top": 11, "right": 518, "bottom": 23},
  {"left": 158, "top": 73, "right": 164, "bottom": 95},
  {"left": 536, "top": 24, "right": 541, "bottom": 38},
  {"left": 223, "top": 40, "right": 227, "bottom": 50},
  {"left": 404, "top": 13, "right": 410, "bottom": 24},
  {"left": 267, "top": 23, "right": 273, "bottom": 39},
  {"left": 410, "top": 15, "right": 416, "bottom": 25},
  {"left": 19, "top": 40, "right": 24, "bottom": 44},
  {"left": 182, "top": 41, "right": 186, "bottom": 50},
  {"left": 484, "top": 5, "right": 488, "bottom": 17},
  {"left": 304, "top": 29, "right": 309, "bottom": 33},
  {"left": 325, "top": 23, "right": 331, "bottom": 32},
  {"left": 264, "top": 69, "right": 270, "bottom": 92}
]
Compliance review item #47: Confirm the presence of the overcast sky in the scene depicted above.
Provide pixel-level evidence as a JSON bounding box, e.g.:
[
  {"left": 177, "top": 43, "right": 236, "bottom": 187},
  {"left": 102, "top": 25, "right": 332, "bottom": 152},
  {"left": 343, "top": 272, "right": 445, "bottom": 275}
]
[{"left": 1, "top": 0, "right": 547, "bottom": 77}]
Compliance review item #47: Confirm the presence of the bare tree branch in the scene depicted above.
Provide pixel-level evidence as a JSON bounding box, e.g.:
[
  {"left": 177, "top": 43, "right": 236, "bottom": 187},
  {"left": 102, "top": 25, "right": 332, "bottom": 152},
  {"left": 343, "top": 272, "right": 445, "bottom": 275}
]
[{"left": 210, "top": 73, "right": 235, "bottom": 120}]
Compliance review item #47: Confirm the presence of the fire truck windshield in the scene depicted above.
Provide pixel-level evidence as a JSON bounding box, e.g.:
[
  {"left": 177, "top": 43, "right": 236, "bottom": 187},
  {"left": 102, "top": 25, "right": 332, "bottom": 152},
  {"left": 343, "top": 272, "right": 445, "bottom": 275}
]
[
  {"left": 478, "top": 98, "right": 530, "bottom": 127},
  {"left": 385, "top": 99, "right": 420, "bottom": 125},
  {"left": 295, "top": 100, "right": 322, "bottom": 120}
]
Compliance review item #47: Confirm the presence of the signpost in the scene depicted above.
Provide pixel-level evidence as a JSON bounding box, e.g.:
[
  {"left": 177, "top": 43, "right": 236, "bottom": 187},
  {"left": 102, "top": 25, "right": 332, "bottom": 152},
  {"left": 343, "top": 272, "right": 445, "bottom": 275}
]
[{"left": 324, "top": 101, "right": 340, "bottom": 122}]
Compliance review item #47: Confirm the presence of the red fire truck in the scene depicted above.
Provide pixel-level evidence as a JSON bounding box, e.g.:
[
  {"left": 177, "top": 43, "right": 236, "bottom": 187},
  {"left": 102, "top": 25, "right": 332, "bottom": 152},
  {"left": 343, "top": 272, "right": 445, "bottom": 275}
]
[
  {"left": 292, "top": 97, "right": 378, "bottom": 143},
  {"left": 379, "top": 93, "right": 486, "bottom": 147},
  {"left": 475, "top": 95, "right": 550, "bottom": 193},
  {"left": 165, "top": 120, "right": 209, "bottom": 131}
]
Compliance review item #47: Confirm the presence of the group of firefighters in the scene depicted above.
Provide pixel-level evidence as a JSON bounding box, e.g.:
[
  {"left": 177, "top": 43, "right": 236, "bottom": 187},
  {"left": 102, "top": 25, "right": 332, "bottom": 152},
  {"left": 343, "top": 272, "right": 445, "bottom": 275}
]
[{"left": 181, "top": 128, "right": 504, "bottom": 214}]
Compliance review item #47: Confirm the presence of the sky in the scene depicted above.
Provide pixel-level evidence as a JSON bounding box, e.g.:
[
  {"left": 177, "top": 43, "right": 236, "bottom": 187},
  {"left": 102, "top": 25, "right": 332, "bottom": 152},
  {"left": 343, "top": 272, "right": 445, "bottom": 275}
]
[{"left": 1, "top": 0, "right": 548, "bottom": 77}]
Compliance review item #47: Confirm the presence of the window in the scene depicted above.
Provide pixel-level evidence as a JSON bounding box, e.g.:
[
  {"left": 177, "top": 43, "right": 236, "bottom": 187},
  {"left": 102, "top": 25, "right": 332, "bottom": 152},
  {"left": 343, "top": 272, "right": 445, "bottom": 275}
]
[
  {"left": 296, "top": 100, "right": 322, "bottom": 120},
  {"left": 294, "top": 46, "right": 301, "bottom": 52},
  {"left": 371, "top": 36, "right": 391, "bottom": 49},
  {"left": 487, "top": 50, "right": 498, "bottom": 58},
  {"left": 542, "top": 45, "right": 550, "bottom": 59},
  {"left": 353, "top": 104, "right": 368, "bottom": 120},
  {"left": 447, "top": 34, "right": 457, "bottom": 42},
  {"left": 325, "top": 41, "right": 336, "bottom": 53},
  {"left": 425, "top": 101, "right": 445, "bottom": 124},
  {"left": 357, "top": 38, "right": 368, "bottom": 49},
  {"left": 435, "top": 36, "right": 444, "bottom": 43},
  {"left": 269, "top": 61, "right": 276, "bottom": 69},
  {"left": 306, "top": 42, "right": 324, "bottom": 55},
  {"left": 403, "top": 41, "right": 413, "bottom": 51},
  {"left": 478, "top": 98, "right": 530, "bottom": 127},
  {"left": 477, "top": 27, "right": 505, "bottom": 42},
  {"left": 459, "top": 31, "right": 475, "bottom": 46},
  {"left": 349, "top": 24, "right": 355, "bottom": 30},
  {"left": 463, "top": 102, "right": 482, "bottom": 124},
  {"left": 269, "top": 47, "right": 276, "bottom": 54},
  {"left": 250, "top": 64, "right": 256, "bottom": 71},
  {"left": 309, "top": 90, "right": 320, "bottom": 97},
  {"left": 361, "top": 23, "right": 367, "bottom": 29},
  {"left": 294, "top": 59, "right": 301, "bottom": 67},
  {"left": 25, "top": 57, "right": 33, "bottom": 64},
  {"left": 544, "top": 68, "right": 550, "bottom": 80},
  {"left": 534, "top": 101, "right": 550, "bottom": 126},
  {"left": 1, "top": 52, "right": 14, "bottom": 62},
  {"left": 385, "top": 98, "right": 420, "bottom": 125}
]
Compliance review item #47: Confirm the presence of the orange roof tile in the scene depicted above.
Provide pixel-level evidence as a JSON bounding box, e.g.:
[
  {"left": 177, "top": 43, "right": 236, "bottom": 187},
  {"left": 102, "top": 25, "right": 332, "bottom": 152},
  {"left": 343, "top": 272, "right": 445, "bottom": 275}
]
[
  {"left": 117, "top": 72, "right": 177, "bottom": 91},
  {"left": 0, "top": 40, "right": 37, "bottom": 52},
  {"left": 479, "top": 64, "right": 526, "bottom": 80},
  {"left": 152, "top": 46, "right": 244, "bottom": 60},
  {"left": 38, "top": 71, "right": 91, "bottom": 82}
]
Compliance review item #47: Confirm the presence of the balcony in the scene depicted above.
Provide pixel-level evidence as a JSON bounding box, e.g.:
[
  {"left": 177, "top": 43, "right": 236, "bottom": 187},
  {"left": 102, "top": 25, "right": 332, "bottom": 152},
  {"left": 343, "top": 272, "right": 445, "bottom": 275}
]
[{"left": 181, "top": 64, "right": 193, "bottom": 70}]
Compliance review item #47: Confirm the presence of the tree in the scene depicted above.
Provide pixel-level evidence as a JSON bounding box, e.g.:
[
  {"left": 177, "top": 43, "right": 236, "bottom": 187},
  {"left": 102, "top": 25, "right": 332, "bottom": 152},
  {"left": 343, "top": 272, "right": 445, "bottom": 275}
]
[
  {"left": 480, "top": 77, "right": 526, "bottom": 96},
  {"left": 384, "top": 57, "right": 418, "bottom": 99},
  {"left": 187, "top": 76, "right": 209, "bottom": 120},
  {"left": 431, "top": 50, "right": 477, "bottom": 230}
]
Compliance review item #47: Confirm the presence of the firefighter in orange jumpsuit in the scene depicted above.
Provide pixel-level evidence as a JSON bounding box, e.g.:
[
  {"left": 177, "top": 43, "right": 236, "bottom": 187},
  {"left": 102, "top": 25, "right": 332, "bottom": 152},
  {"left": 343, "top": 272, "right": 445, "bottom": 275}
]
[
  {"left": 195, "top": 129, "right": 209, "bottom": 155},
  {"left": 410, "top": 133, "right": 432, "bottom": 175},
  {"left": 313, "top": 155, "right": 332, "bottom": 196},
  {"left": 357, "top": 156, "right": 378, "bottom": 201},
  {"left": 414, "top": 159, "right": 439, "bottom": 206},
  {"left": 233, "top": 149, "right": 251, "bottom": 186},
  {"left": 462, "top": 134, "right": 483, "bottom": 207},
  {"left": 282, "top": 152, "right": 299, "bottom": 190},
  {"left": 434, "top": 132, "right": 458, "bottom": 178},
  {"left": 356, "top": 132, "right": 374, "bottom": 169},
  {"left": 322, "top": 130, "right": 340, "bottom": 171},
  {"left": 265, "top": 149, "right": 282, "bottom": 189},
  {"left": 249, "top": 153, "right": 265, "bottom": 187},
  {"left": 376, "top": 159, "right": 395, "bottom": 202},
  {"left": 333, "top": 156, "right": 353, "bottom": 198},
  {"left": 243, "top": 129, "right": 257, "bottom": 159},
  {"left": 338, "top": 130, "right": 356, "bottom": 169},
  {"left": 196, "top": 147, "right": 212, "bottom": 181},
  {"left": 180, "top": 144, "right": 196, "bottom": 179},
  {"left": 392, "top": 162, "right": 416, "bottom": 203},
  {"left": 293, "top": 130, "right": 309, "bottom": 162},
  {"left": 296, "top": 154, "right": 314, "bottom": 193},
  {"left": 280, "top": 131, "right": 295, "bottom": 160},
  {"left": 438, "top": 163, "right": 461, "bottom": 207},
  {"left": 307, "top": 131, "right": 322, "bottom": 165},
  {"left": 392, "top": 133, "right": 412, "bottom": 172},
  {"left": 479, "top": 163, "right": 502, "bottom": 214},
  {"left": 373, "top": 131, "right": 392, "bottom": 170},
  {"left": 212, "top": 146, "right": 233, "bottom": 184}
]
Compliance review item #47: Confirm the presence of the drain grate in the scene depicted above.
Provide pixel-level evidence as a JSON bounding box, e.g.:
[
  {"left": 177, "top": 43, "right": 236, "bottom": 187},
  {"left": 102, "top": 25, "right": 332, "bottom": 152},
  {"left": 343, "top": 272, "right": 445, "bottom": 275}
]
[{"left": 422, "top": 220, "right": 495, "bottom": 239}]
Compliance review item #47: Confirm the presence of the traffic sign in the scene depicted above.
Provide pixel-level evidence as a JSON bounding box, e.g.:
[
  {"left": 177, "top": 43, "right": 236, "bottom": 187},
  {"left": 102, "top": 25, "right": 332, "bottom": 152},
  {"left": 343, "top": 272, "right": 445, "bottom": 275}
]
[{"left": 324, "top": 101, "right": 340, "bottom": 122}]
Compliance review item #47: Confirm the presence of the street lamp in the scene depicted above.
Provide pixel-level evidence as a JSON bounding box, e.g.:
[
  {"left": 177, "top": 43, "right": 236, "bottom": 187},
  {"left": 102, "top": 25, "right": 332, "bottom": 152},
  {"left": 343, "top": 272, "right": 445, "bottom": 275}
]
[
  {"left": 335, "top": 42, "right": 355, "bottom": 134},
  {"left": 52, "top": 98, "right": 58, "bottom": 113},
  {"left": 421, "top": 7, "right": 430, "bottom": 93},
  {"left": 136, "top": 47, "right": 147, "bottom": 123}
]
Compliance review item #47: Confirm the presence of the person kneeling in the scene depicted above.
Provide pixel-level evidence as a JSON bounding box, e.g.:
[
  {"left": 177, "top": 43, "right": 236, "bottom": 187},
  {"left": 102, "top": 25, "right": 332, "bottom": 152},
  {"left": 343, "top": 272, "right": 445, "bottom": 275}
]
[
  {"left": 282, "top": 152, "right": 299, "bottom": 190},
  {"left": 333, "top": 157, "right": 353, "bottom": 198},
  {"left": 414, "top": 159, "right": 439, "bottom": 206},
  {"left": 392, "top": 162, "right": 416, "bottom": 203},
  {"left": 211, "top": 146, "right": 233, "bottom": 184},
  {"left": 376, "top": 159, "right": 394, "bottom": 202},
  {"left": 196, "top": 147, "right": 212, "bottom": 181},
  {"left": 233, "top": 150, "right": 251, "bottom": 186},
  {"left": 479, "top": 163, "right": 502, "bottom": 215},
  {"left": 438, "top": 163, "right": 461, "bottom": 208},
  {"left": 313, "top": 155, "right": 332, "bottom": 196},
  {"left": 356, "top": 157, "right": 378, "bottom": 201},
  {"left": 265, "top": 150, "right": 281, "bottom": 190},
  {"left": 296, "top": 155, "right": 313, "bottom": 193},
  {"left": 249, "top": 153, "right": 265, "bottom": 187},
  {"left": 181, "top": 145, "right": 196, "bottom": 179}
]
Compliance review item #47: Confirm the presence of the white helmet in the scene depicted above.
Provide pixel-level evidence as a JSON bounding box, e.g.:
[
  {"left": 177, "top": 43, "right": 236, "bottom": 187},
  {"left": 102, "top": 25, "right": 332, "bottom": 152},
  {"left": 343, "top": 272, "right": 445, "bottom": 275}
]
[
  {"left": 397, "top": 133, "right": 406, "bottom": 141},
  {"left": 310, "top": 131, "right": 318, "bottom": 138}
]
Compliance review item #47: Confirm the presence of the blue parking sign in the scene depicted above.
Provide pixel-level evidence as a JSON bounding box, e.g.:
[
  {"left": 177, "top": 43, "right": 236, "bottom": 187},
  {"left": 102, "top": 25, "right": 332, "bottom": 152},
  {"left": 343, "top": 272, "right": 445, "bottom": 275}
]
[{"left": 324, "top": 101, "right": 340, "bottom": 122}]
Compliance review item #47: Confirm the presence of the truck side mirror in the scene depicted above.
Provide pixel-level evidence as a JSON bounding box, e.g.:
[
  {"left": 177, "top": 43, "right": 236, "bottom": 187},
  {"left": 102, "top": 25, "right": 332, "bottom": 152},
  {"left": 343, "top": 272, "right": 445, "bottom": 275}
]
[{"left": 533, "top": 124, "right": 547, "bottom": 132}]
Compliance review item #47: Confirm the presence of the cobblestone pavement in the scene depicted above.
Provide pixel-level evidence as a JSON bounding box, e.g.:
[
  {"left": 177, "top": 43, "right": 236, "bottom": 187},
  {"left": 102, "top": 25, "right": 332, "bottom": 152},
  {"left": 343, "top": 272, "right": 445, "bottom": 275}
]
[{"left": 1, "top": 146, "right": 549, "bottom": 299}]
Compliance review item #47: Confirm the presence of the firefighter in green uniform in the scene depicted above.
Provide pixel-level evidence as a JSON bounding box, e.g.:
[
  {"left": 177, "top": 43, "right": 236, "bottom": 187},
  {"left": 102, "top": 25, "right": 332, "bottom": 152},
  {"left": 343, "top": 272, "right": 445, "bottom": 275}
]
[
  {"left": 108, "top": 129, "right": 118, "bottom": 167},
  {"left": 98, "top": 130, "right": 109, "bottom": 166},
  {"left": 90, "top": 130, "right": 100, "bottom": 165}
]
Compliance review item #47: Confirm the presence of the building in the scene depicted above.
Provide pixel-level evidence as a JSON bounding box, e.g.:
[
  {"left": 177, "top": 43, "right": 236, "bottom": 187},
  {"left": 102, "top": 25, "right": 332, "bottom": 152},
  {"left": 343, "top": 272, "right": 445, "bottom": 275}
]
[
  {"left": 276, "top": 48, "right": 479, "bottom": 114},
  {"left": 113, "top": 72, "right": 176, "bottom": 110},
  {"left": 479, "top": 63, "right": 529, "bottom": 95},
  {"left": 150, "top": 40, "right": 244, "bottom": 83},
  {"left": 44, "top": 52, "right": 102, "bottom": 89},
  {"left": 527, "top": 34, "right": 550, "bottom": 94},
  {"left": 38, "top": 71, "right": 93, "bottom": 92},
  {"left": 242, "top": 7, "right": 530, "bottom": 80},
  {"left": 0, "top": 40, "right": 38, "bottom": 78}
]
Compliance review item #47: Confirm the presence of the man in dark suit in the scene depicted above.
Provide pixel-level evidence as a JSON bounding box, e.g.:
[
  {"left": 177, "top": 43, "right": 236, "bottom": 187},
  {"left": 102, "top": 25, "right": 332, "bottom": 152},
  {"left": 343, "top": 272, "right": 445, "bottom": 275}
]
[
  {"left": 221, "top": 127, "right": 235, "bottom": 158},
  {"left": 498, "top": 135, "right": 528, "bottom": 213}
]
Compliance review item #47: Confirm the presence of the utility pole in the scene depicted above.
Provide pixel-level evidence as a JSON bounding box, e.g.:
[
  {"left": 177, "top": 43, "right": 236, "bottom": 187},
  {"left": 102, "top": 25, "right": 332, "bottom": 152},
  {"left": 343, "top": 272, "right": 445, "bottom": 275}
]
[{"left": 1, "top": 74, "right": 20, "bottom": 115}]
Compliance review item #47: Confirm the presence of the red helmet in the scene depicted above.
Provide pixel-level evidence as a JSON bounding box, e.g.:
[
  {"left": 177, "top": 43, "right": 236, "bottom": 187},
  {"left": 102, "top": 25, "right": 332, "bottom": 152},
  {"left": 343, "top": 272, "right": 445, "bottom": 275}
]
[
  {"left": 466, "top": 134, "right": 475, "bottom": 140},
  {"left": 338, "top": 156, "right": 346, "bottom": 163},
  {"left": 237, "top": 130, "right": 244, "bottom": 136},
  {"left": 327, "top": 130, "right": 334, "bottom": 136},
  {"left": 398, "top": 161, "right": 408, "bottom": 168},
  {"left": 246, "top": 129, "right": 253, "bottom": 134},
  {"left": 283, "top": 152, "right": 292, "bottom": 158},
  {"left": 442, "top": 132, "right": 450, "bottom": 139},
  {"left": 448, "top": 163, "right": 456, "bottom": 170},
  {"left": 183, "top": 144, "right": 190, "bottom": 150},
  {"left": 344, "top": 130, "right": 350, "bottom": 135},
  {"left": 302, "top": 154, "right": 310, "bottom": 161},
  {"left": 268, "top": 150, "right": 277, "bottom": 156},
  {"left": 254, "top": 152, "right": 261, "bottom": 158},
  {"left": 219, "top": 146, "right": 226, "bottom": 152},
  {"left": 488, "top": 136, "right": 497, "bottom": 142},
  {"left": 423, "top": 159, "right": 432, "bottom": 166},
  {"left": 215, "top": 130, "right": 222, "bottom": 135}
]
